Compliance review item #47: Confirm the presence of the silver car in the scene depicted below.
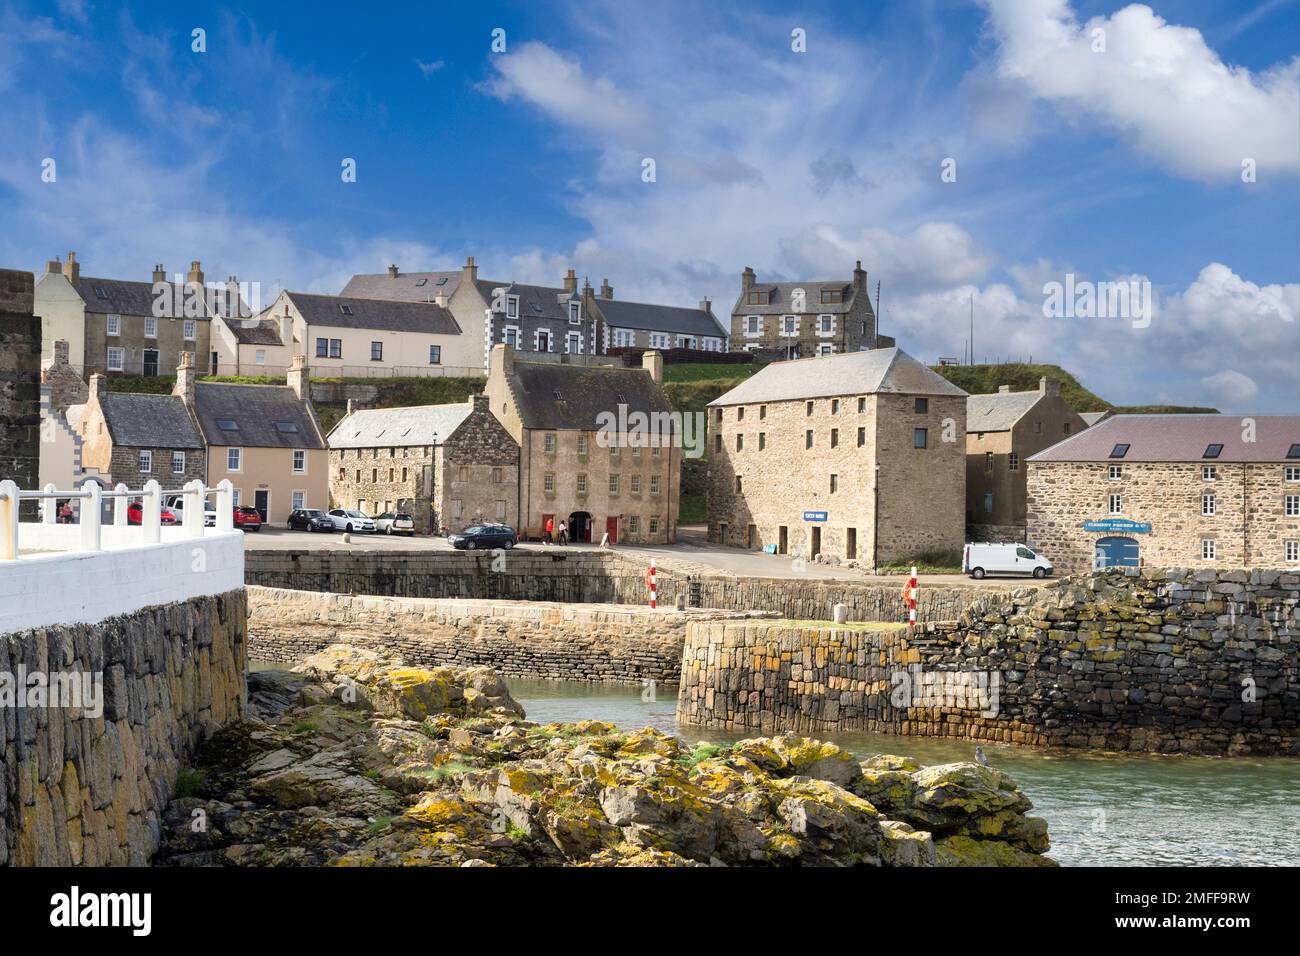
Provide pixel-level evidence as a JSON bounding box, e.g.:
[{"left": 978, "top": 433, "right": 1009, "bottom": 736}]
[{"left": 326, "top": 508, "right": 376, "bottom": 533}]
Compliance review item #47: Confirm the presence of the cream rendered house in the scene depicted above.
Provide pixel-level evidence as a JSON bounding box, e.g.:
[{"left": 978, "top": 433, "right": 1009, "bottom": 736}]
[{"left": 210, "top": 313, "right": 295, "bottom": 377}]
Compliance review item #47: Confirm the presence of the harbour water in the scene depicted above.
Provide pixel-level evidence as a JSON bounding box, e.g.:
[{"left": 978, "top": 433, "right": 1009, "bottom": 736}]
[{"left": 509, "top": 678, "right": 1300, "bottom": 867}]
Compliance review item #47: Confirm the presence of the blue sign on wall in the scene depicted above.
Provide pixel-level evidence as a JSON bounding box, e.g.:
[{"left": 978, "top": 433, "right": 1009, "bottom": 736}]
[
  {"left": 1082, "top": 518, "right": 1152, "bottom": 534},
  {"left": 803, "top": 511, "right": 828, "bottom": 522}
]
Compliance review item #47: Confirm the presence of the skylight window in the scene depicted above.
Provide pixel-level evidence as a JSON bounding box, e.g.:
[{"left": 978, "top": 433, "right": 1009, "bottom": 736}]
[
  {"left": 95, "top": 287, "right": 108, "bottom": 299},
  {"left": 553, "top": 389, "right": 563, "bottom": 400},
  {"left": 217, "top": 419, "right": 239, "bottom": 431},
  {"left": 274, "top": 421, "right": 299, "bottom": 433},
  {"left": 415, "top": 278, "right": 428, "bottom": 287},
  {"left": 339, "top": 304, "right": 353, "bottom": 315},
  {"left": 1203, "top": 444, "right": 1223, "bottom": 459},
  {"left": 436, "top": 277, "right": 448, "bottom": 286},
  {"left": 1108, "top": 443, "right": 1129, "bottom": 459},
  {"left": 1288, "top": 444, "right": 1300, "bottom": 459}
]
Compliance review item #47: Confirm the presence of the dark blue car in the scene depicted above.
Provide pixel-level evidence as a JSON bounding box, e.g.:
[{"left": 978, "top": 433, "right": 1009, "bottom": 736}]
[{"left": 449, "top": 524, "right": 517, "bottom": 550}]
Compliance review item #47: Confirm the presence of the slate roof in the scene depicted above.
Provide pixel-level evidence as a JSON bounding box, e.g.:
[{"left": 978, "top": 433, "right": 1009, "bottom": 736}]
[
  {"left": 228, "top": 319, "right": 284, "bottom": 346},
  {"left": 732, "top": 281, "right": 857, "bottom": 316},
  {"left": 709, "top": 348, "right": 967, "bottom": 406},
  {"left": 74, "top": 276, "right": 167, "bottom": 317},
  {"left": 286, "top": 292, "right": 461, "bottom": 334},
  {"left": 507, "top": 360, "right": 672, "bottom": 430},
  {"left": 967, "top": 391, "right": 1043, "bottom": 433},
  {"left": 1029, "top": 415, "right": 1300, "bottom": 463},
  {"left": 327, "top": 403, "right": 472, "bottom": 449},
  {"left": 193, "top": 382, "right": 325, "bottom": 449},
  {"left": 596, "top": 298, "right": 727, "bottom": 338},
  {"left": 100, "top": 393, "right": 203, "bottom": 449},
  {"left": 340, "top": 271, "right": 462, "bottom": 302},
  {"left": 480, "top": 281, "right": 576, "bottom": 321}
]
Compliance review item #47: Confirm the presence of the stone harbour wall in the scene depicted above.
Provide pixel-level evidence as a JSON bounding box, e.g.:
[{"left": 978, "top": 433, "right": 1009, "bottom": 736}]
[
  {"left": 1, "top": 589, "right": 247, "bottom": 866},
  {"left": 247, "top": 585, "right": 772, "bottom": 684},
  {"left": 244, "top": 548, "right": 1003, "bottom": 624},
  {"left": 677, "top": 568, "right": 1300, "bottom": 756}
]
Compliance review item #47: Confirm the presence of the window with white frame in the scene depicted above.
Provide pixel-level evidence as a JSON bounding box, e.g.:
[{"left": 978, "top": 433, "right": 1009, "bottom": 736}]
[
  {"left": 649, "top": 516, "right": 660, "bottom": 534},
  {"left": 293, "top": 450, "right": 306, "bottom": 473},
  {"left": 171, "top": 451, "right": 185, "bottom": 474},
  {"left": 1287, "top": 466, "right": 1300, "bottom": 482},
  {"left": 1202, "top": 493, "right": 1216, "bottom": 516},
  {"left": 565, "top": 331, "right": 582, "bottom": 354},
  {"left": 106, "top": 347, "right": 125, "bottom": 371},
  {"left": 429, "top": 345, "right": 442, "bottom": 364},
  {"left": 291, "top": 490, "right": 305, "bottom": 511},
  {"left": 576, "top": 474, "right": 587, "bottom": 495},
  {"left": 1202, "top": 465, "right": 1217, "bottom": 481},
  {"left": 106, "top": 314, "right": 121, "bottom": 336},
  {"left": 544, "top": 433, "right": 557, "bottom": 454},
  {"left": 1109, "top": 493, "right": 1122, "bottom": 514},
  {"left": 1285, "top": 540, "right": 1299, "bottom": 562},
  {"left": 144, "top": 316, "right": 157, "bottom": 338},
  {"left": 781, "top": 315, "right": 797, "bottom": 335},
  {"left": 650, "top": 474, "right": 661, "bottom": 495},
  {"left": 495, "top": 499, "right": 506, "bottom": 519},
  {"left": 255, "top": 349, "right": 266, "bottom": 364},
  {"left": 138, "top": 450, "right": 152, "bottom": 473},
  {"left": 608, "top": 474, "right": 620, "bottom": 495},
  {"left": 183, "top": 319, "right": 196, "bottom": 340},
  {"left": 630, "top": 475, "right": 641, "bottom": 495},
  {"left": 818, "top": 314, "right": 834, "bottom": 335},
  {"left": 506, "top": 295, "right": 519, "bottom": 319},
  {"left": 1201, "top": 539, "right": 1216, "bottom": 560},
  {"left": 543, "top": 473, "right": 555, "bottom": 494},
  {"left": 628, "top": 515, "right": 640, "bottom": 533},
  {"left": 503, "top": 326, "right": 520, "bottom": 347},
  {"left": 227, "top": 447, "right": 242, "bottom": 471},
  {"left": 1009, "top": 453, "right": 1019, "bottom": 471},
  {"left": 577, "top": 434, "right": 588, "bottom": 455},
  {"left": 1287, "top": 495, "right": 1300, "bottom": 517},
  {"left": 817, "top": 344, "right": 834, "bottom": 356},
  {"left": 745, "top": 315, "right": 761, "bottom": 336},
  {"left": 568, "top": 301, "right": 581, "bottom": 323},
  {"left": 231, "top": 488, "right": 241, "bottom": 506},
  {"left": 1109, "top": 464, "right": 1122, "bottom": 480}
]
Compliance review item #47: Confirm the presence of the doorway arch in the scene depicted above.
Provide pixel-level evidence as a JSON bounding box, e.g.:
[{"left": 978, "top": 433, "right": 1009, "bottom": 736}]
[{"left": 1095, "top": 536, "right": 1139, "bottom": 569}]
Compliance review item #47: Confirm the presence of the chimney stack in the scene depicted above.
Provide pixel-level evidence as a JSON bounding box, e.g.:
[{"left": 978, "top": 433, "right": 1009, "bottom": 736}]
[
  {"left": 46, "top": 256, "right": 62, "bottom": 275},
  {"left": 346, "top": 398, "right": 355, "bottom": 416},
  {"left": 174, "top": 352, "right": 196, "bottom": 406},
  {"left": 642, "top": 349, "right": 663, "bottom": 385},
  {"left": 563, "top": 268, "right": 578, "bottom": 294},
  {"left": 388, "top": 264, "right": 399, "bottom": 279},
  {"left": 278, "top": 311, "right": 292, "bottom": 348},
  {"left": 89, "top": 373, "right": 107, "bottom": 403},
  {"left": 1040, "top": 376, "right": 1060, "bottom": 397},
  {"left": 63, "top": 251, "right": 80, "bottom": 282},
  {"left": 699, "top": 296, "right": 712, "bottom": 314},
  {"left": 53, "top": 339, "right": 70, "bottom": 366},
  {"left": 186, "top": 260, "right": 204, "bottom": 288},
  {"left": 488, "top": 342, "right": 513, "bottom": 382},
  {"left": 463, "top": 255, "right": 478, "bottom": 284},
  {"left": 600, "top": 278, "right": 613, "bottom": 300},
  {"left": 225, "top": 275, "right": 241, "bottom": 317},
  {"left": 998, "top": 384, "right": 1012, "bottom": 394},
  {"left": 471, "top": 393, "right": 490, "bottom": 412},
  {"left": 287, "top": 355, "right": 308, "bottom": 400},
  {"left": 852, "top": 259, "right": 867, "bottom": 292},
  {"left": 741, "top": 265, "right": 755, "bottom": 292},
  {"left": 153, "top": 263, "right": 167, "bottom": 284},
  {"left": 434, "top": 289, "right": 448, "bottom": 308}
]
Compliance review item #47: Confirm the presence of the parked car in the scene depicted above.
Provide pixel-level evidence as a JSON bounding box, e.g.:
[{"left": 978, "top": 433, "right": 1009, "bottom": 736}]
[
  {"left": 233, "top": 506, "right": 263, "bottom": 532},
  {"left": 165, "top": 494, "right": 217, "bottom": 527},
  {"left": 373, "top": 512, "right": 416, "bottom": 536},
  {"left": 963, "top": 542, "right": 1053, "bottom": 579},
  {"left": 449, "top": 524, "right": 517, "bottom": 550},
  {"left": 127, "top": 499, "right": 178, "bottom": 526},
  {"left": 288, "top": 508, "right": 333, "bottom": 532},
  {"left": 326, "top": 508, "right": 376, "bottom": 533}
]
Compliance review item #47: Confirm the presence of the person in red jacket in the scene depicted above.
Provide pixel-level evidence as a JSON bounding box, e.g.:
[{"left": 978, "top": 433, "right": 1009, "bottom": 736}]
[{"left": 544, "top": 515, "right": 554, "bottom": 544}]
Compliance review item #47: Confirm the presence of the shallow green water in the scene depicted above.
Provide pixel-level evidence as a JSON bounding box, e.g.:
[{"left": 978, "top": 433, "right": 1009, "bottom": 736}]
[{"left": 508, "top": 678, "right": 1300, "bottom": 867}]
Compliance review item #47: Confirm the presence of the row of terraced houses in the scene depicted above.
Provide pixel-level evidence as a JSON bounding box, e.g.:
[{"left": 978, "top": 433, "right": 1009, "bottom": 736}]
[{"left": 16, "top": 253, "right": 1300, "bottom": 569}]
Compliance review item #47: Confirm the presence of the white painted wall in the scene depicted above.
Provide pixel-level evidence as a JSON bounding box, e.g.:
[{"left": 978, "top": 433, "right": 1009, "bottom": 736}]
[
  {"left": 34, "top": 271, "right": 87, "bottom": 368},
  {"left": 2, "top": 526, "right": 244, "bottom": 632}
]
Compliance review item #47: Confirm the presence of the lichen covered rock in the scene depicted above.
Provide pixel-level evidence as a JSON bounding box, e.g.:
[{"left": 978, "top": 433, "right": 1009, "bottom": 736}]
[{"left": 155, "top": 645, "right": 1054, "bottom": 868}]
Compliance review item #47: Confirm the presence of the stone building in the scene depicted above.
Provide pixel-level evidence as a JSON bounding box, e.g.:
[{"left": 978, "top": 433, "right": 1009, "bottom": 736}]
[
  {"left": 34, "top": 253, "right": 219, "bottom": 377},
  {"left": 706, "top": 348, "right": 968, "bottom": 565},
  {"left": 484, "top": 344, "right": 680, "bottom": 544},
  {"left": 78, "top": 373, "right": 205, "bottom": 489},
  {"left": 0, "top": 268, "right": 41, "bottom": 494},
  {"left": 327, "top": 395, "right": 520, "bottom": 533},
  {"left": 965, "top": 377, "right": 1087, "bottom": 539},
  {"left": 1027, "top": 414, "right": 1300, "bottom": 574},
  {"left": 728, "top": 260, "right": 892, "bottom": 358},
  {"left": 38, "top": 340, "right": 101, "bottom": 492},
  {"left": 581, "top": 278, "right": 728, "bottom": 351},
  {"left": 259, "top": 289, "right": 471, "bottom": 377},
  {"left": 185, "top": 356, "right": 329, "bottom": 522},
  {"left": 341, "top": 259, "right": 608, "bottom": 373}
]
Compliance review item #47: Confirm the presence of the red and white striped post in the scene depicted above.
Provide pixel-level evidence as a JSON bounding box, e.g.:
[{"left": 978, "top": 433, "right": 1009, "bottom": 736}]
[
  {"left": 904, "top": 566, "right": 918, "bottom": 628},
  {"left": 648, "top": 559, "right": 657, "bottom": 609}
]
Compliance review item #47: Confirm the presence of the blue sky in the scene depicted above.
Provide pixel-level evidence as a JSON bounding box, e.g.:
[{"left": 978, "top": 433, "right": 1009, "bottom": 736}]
[{"left": 1, "top": 0, "right": 1297, "bottom": 411}]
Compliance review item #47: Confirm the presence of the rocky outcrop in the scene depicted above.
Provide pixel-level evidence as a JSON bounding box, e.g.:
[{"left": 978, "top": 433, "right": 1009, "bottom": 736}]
[{"left": 156, "top": 644, "right": 1053, "bottom": 867}]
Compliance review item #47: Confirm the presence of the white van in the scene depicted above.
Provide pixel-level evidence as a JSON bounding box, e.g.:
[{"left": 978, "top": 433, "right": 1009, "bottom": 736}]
[
  {"left": 165, "top": 494, "right": 217, "bottom": 527},
  {"left": 963, "top": 542, "right": 1053, "bottom": 579}
]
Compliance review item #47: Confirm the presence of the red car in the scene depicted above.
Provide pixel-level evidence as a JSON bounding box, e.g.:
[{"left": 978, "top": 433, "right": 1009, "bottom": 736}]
[
  {"left": 233, "top": 506, "right": 263, "bottom": 532},
  {"left": 127, "top": 500, "right": 178, "bottom": 525}
]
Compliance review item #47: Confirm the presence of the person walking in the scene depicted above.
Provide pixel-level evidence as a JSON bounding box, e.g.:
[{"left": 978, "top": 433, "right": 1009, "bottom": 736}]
[
  {"left": 557, "top": 519, "right": 568, "bottom": 546},
  {"left": 544, "top": 515, "right": 554, "bottom": 544}
]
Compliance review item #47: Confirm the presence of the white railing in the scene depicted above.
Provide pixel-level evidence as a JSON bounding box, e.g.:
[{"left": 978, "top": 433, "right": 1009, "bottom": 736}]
[{"left": 0, "top": 477, "right": 235, "bottom": 560}]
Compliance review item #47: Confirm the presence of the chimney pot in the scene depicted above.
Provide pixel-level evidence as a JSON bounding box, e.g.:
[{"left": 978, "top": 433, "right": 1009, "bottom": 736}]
[
  {"left": 63, "top": 251, "right": 80, "bottom": 281},
  {"left": 388, "top": 264, "right": 399, "bottom": 278},
  {"left": 600, "top": 278, "right": 613, "bottom": 300}
]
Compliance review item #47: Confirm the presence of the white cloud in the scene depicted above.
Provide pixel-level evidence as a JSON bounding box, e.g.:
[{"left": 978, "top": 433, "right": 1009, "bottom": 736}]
[
  {"left": 482, "top": 42, "right": 650, "bottom": 134},
  {"left": 983, "top": 0, "right": 1300, "bottom": 179},
  {"left": 416, "top": 59, "right": 445, "bottom": 77},
  {"left": 1201, "top": 370, "right": 1259, "bottom": 406}
]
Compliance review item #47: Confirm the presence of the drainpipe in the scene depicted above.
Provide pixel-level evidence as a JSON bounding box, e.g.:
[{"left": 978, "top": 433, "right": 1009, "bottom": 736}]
[
  {"left": 1242, "top": 462, "right": 1248, "bottom": 566},
  {"left": 872, "top": 462, "right": 880, "bottom": 571}
]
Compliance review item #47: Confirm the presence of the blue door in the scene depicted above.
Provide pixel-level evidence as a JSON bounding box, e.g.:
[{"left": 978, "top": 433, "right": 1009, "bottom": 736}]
[{"left": 1095, "top": 536, "right": 1139, "bottom": 569}]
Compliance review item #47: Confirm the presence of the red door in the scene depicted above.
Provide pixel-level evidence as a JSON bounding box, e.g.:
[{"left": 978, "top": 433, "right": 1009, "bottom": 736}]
[{"left": 605, "top": 516, "right": 618, "bottom": 544}]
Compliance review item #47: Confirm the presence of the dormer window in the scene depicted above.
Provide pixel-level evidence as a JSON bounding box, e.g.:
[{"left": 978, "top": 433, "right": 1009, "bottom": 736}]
[
  {"left": 506, "top": 295, "right": 519, "bottom": 319},
  {"left": 747, "top": 290, "right": 766, "bottom": 305},
  {"left": 569, "top": 302, "right": 581, "bottom": 323},
  {"left": 1289, "top": 444, "right": 1300, "bottom": 459},
  {"left": 1203, "top": 444, "right": 1223, "bottom": 459},
  {"left": 820, "top": 288, "right": 844, "bottom": 304}
]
